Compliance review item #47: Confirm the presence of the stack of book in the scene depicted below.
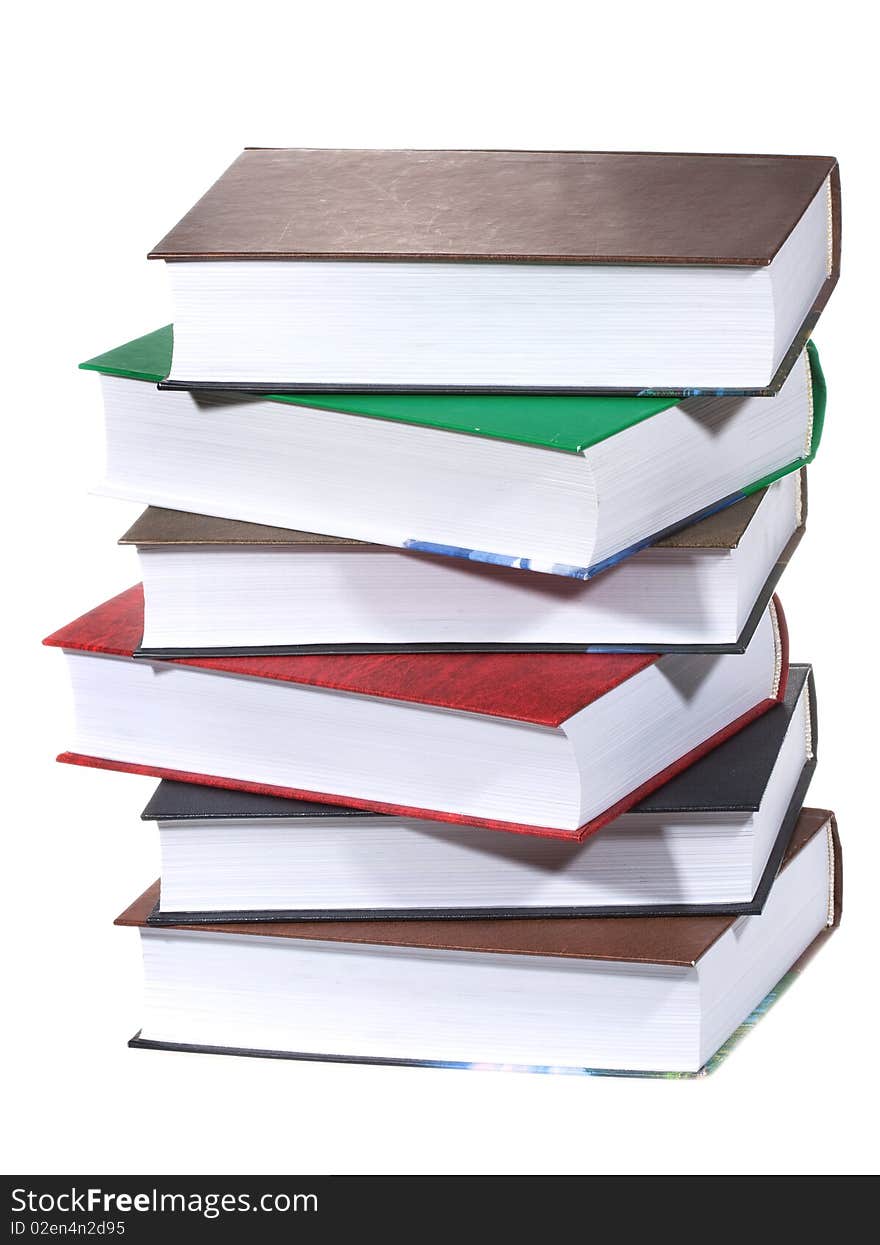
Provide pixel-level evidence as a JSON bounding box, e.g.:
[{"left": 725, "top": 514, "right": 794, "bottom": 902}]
[{"left": 47, "top": 148, "right": 842, "bottom": 1077}]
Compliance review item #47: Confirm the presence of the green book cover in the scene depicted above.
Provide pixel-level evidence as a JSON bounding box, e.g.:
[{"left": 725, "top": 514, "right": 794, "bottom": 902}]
[{"left": 80, "top": 326, "right": 825, "bottom": 464}]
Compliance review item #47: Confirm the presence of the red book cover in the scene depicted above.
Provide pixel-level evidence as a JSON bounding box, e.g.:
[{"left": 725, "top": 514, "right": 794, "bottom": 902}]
[
  {"left": 45, "top": 586, "right": 788, "bottom": 840},
  {"left": 43, "top": 584, "right": 659, "bottom": 727}
]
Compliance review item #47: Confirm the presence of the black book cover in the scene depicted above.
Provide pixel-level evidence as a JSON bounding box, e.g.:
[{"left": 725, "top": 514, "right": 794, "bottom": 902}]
[{"left": 144, "top": 666, "right": 815, "bottom": 923}]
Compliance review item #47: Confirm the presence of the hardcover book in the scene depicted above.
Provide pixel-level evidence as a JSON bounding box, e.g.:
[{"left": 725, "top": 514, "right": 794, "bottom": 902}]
[
  {"left": 117, "top": 808, "right": 841, "bottom": 1077},
  {"left": 123, "top": 470, "right": 806, "bottom": 656},
  {"left": 44, "top": 587, "right": 788, "bottom": 839},
  {"left": 83, "top": 329, "right": 824, "bottom": 581},
  {"left": 143, "top": 665, "right": 815, "bottom": 922},
  {"left": 147, "top": 148, "right": 840, "bottom": 394}
]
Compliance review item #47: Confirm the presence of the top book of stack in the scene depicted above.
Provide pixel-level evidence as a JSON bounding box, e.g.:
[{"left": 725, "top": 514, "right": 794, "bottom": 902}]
[{"left": 149, "top": 148, "right": 840, "bottom": 395}]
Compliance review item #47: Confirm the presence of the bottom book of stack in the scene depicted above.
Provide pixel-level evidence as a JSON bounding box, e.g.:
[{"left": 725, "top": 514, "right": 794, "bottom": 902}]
[{"left": 117, "top": 807, "right": 840, "bottom": 1078}]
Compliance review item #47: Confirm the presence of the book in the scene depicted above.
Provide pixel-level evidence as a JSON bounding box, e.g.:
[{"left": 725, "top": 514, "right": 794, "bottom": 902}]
[
  {"left": 83, "top": 329, "right": 823, "bottom": 581},
  {"left": 116, "top": 807, "right": 841, "bottom": 1077},
  {"left": 143, "top": 665, "right": 815, "bottom": 922},
  {"left": 44, "top": 588, "right": 787, "bottom": 839},
  {"left": 147, "top": 148, "right": 840, "bottom": 395},
  {"left": 123, "top": 470, "right": 806, "bottom": 656}
]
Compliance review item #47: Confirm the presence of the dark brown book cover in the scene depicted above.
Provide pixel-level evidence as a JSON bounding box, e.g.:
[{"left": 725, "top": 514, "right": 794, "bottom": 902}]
[
  {"left": 149, "top": 149, "right": 838, "bottom": 267},
  {"left": 116, "top": 807, "right": 840, "bottom": 967},
  {"left": 150, "top": 150, "right": 840, "bottom": 397}
]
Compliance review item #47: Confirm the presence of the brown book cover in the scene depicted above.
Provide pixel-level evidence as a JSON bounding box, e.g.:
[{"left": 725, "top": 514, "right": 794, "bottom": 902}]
[
  {"left": 120, "top": 472, "right": 804, "bottom": 551},
  {"left": 120, "top": 808, "right": 839, "bottom": 1076},
  {"left": 116, "top": 807, "right": 840, "bottom": 966},
  {"left": 150, "top": 150, "right": 840, "bottom": 398},
  {"left": 120, "top": 509, "right": 361, "bottom": 548},
  {"left": 150, "top": 149, "right": 839, "bottom": 267},
  {"left": 120, "top": 473, "right": 806, "bottom": 658}
]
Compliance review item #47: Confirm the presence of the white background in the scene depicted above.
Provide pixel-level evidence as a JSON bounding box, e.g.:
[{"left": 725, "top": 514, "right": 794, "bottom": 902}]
[{"left": 2, "top": 0, "right": 877, "bottom": 1176}]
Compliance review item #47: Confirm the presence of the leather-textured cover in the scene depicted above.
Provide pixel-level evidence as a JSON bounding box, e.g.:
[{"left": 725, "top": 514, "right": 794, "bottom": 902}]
[
  {"left": 145, "top": 150, "right": 840, "bottom": 397},
  {"left": 149, "top": 149, "right": 836, "bottom": 266},
  {"left": 122, "top": 471, "right": 805, "bottom": 659},
  {"left": 47, "top": 590, "right": 787, "bottom": 839},
  {"left": 143, "top": 667, "right": 814, "bottom": 922},
  {"left": 125, "top": 874, "right": 839, "bottom": 1081},
  {"left": 117, "top": 808, "right": 840, "bottom": 964},
  {"left": 126, "top": 868, "right": 840, "bottom": 1077},
  {"left": 43, "top": 583, "right": 661, "bottom": 727}
]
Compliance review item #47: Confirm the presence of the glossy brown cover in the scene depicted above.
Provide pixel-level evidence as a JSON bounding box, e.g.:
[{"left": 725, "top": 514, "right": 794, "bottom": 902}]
[
  {"left": 116, "top": 808, "right": 839, "bottom": 966},
  {"left": 149, "top": 149, "right": 837, "bottom": 266}
]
